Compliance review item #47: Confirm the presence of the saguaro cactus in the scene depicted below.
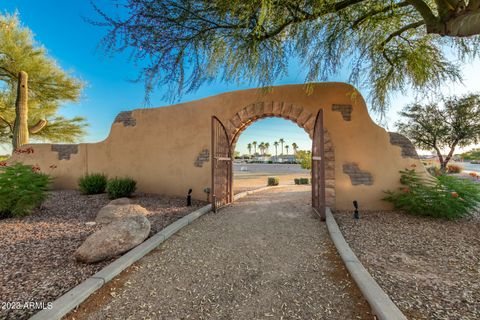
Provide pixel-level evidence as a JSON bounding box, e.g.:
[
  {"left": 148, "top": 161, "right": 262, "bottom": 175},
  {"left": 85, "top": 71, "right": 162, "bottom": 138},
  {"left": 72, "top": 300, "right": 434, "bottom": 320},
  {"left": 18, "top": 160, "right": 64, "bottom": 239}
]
[
  {"left": 12, "top": 71, "right": 29, "bottom": 150},
  {"left": 11, "top": 71, "right": 47, "bottom": 150}
]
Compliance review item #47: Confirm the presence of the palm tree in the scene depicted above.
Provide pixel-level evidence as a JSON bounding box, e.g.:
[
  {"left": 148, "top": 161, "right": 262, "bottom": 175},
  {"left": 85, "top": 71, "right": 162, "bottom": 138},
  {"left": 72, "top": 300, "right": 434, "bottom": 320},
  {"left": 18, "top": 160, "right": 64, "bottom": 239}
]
[
  {"left": 247, "top": 143, "right": 252, "bottom": 155},
  {"left": 285, "top": 145, "right": 290, "bottom": 155},
  {"left": 259, "top": 142, "right": 265, "bottom": 155},
  {"left": 292, "top": 143, "right": 298, "bottom": 155},
  {"left": 252, "top": 141, "right": 257, "bottom": 155},
  {"left": 274, "top": 141, "right": 279, "bottom": 158},
  {"left": 265, "top": 142, "right": 270, "bottom": 155},
  {"left": 279, "top": 138, "right": 285, "bottom": 155}
]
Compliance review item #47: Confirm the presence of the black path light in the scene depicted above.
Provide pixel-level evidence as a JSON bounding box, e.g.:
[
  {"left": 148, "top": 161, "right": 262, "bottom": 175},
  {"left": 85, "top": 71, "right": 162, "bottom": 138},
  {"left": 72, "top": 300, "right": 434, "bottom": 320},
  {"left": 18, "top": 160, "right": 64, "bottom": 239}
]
[
  {"left": 187, "top": 189, "right": 192, "bottom": 206},
  {"left": 353, "top": 200, "right": 360, "bottom": 219}
]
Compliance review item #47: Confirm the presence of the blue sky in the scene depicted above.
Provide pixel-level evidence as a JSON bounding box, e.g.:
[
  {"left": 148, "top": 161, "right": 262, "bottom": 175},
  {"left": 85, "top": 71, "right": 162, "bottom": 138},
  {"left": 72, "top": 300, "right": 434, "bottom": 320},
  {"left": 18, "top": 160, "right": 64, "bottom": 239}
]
[{"left": 2, "top": 1, "right": 480, "bottom": 155}]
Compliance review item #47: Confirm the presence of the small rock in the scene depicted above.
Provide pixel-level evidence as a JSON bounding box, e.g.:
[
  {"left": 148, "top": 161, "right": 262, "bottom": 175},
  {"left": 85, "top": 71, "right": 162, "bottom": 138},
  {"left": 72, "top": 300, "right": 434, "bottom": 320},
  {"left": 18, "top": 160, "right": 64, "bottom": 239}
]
[
  {"left": 85, "top": 221, "right": 96, "bottom": 226},
  {"left": 96, "top": 204, "right": 149, "bottom": 224},
  {"left": 109, "top": 198, "right": 131, "bottom": 205},
  {"left": 75, "top": 215, "right": 151, "bottom": 263}
]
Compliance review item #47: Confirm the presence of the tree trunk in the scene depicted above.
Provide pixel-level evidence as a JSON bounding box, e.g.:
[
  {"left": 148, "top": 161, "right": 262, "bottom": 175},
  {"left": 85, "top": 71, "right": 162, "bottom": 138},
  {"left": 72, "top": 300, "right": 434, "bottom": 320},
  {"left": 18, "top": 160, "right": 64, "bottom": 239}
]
[
  {"left": 442, "top": 144, "right": 458, "bottom": 173},
  {"left": 433, "top": 146, "right": 446, "bottom": 173},
  {"left": 442, "top": 10, "right": 480, "bottom": 37},
  {"left": 12, "top": 71, "right": 29, "bottom": 150}
]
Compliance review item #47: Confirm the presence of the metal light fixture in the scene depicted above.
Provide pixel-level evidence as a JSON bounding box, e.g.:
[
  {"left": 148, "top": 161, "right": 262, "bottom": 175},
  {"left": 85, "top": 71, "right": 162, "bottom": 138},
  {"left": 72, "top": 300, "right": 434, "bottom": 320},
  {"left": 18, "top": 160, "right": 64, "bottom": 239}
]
[
  {"left": 353, "top": 200, "right": 359, "bottom": 219},
  {"left": 186, "top": 189, "right": 192, "bottom": 206}
]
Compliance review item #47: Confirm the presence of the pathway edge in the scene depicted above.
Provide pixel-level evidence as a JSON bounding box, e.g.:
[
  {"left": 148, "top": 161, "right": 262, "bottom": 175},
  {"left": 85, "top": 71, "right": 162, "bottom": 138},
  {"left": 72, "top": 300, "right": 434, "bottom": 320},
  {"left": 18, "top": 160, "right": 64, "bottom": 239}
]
[
  {"left": 30, "top": 186, "right": 275, "bottom": 320},
  {"left": 325, "top": 208, "right": 408, "bottom": 320}
]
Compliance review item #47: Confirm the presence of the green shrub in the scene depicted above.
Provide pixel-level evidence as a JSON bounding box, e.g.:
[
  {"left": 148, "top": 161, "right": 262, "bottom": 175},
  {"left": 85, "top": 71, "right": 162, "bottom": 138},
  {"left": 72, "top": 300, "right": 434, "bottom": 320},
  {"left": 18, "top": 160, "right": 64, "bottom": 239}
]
[
  {"left": 294, "top": 178, "right": 309, "bottom": 185},
  {"left": 78, "top": 173, "right": 107, "bottom": 194},
  {"left": 267, "top": 177, "right": 279, "bottom": 186},
  {"left": 384, "top": 169, "right": 480, "bottom": 219},
  {"left": 0, "top": 163, "right": 51, "bottom": 219},
  {"left": 299, "top": 178, "right": 310, "bottom": 185},
  {"left": 106, "top": 177, "right": 137, "bottom": 199},
  {"left": 447, "top": 164, "right": 463, "bottom": 174}
]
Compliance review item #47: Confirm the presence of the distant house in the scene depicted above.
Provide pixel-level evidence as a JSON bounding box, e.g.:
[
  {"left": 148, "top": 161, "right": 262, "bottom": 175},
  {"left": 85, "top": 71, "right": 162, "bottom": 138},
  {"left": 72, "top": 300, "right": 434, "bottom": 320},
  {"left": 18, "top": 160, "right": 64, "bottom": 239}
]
[{"left": 270, "top": 155, "right": 297, "bottom": 163}]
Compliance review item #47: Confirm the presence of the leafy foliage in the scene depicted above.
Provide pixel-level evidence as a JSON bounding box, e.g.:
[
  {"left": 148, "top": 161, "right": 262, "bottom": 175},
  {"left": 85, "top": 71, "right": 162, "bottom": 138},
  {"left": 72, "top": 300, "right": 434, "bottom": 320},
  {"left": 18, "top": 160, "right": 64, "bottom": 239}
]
[
  {"left": 397, "top": 94, "right": 480, "bottom": 171},
  {"left": 93, "top": 0, "right": 480, "bottom": 112},
  {"left": 267, "top": 176, "right": 279, "bottom": 186},
  {"left": 78, "top": 173, "right": 108, "bottom": 195},
  {"left": 460, "top": 148, "right": 480, "bottom": 160},
  {"left": 0, "top": 13, "right": 86, "bottom": 146},
  {"left": 296, "top": 150, "right": 311, "bottom": 170},
  {"left": 0, "top": 163, "right": 51, "bottom": 218},
  {"left": 384, "top": 168, "right": 480, "bottom": 219},
  {"left": 294, "top": 177, "right": 309, "bottom": 185},
  {"left": 106, "top": 177, "right": 137, "bottom": 199}
]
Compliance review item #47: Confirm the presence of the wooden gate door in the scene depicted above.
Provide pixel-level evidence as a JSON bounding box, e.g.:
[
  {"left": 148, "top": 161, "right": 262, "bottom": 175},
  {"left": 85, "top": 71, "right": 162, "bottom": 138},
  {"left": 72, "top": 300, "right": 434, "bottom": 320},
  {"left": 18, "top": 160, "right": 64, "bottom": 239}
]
[
  {"left": 211, "top": 116, "right": 233, "bottom": 212},
  {"left": 312, "top": 109, "right": 326, "bottom": 221}
]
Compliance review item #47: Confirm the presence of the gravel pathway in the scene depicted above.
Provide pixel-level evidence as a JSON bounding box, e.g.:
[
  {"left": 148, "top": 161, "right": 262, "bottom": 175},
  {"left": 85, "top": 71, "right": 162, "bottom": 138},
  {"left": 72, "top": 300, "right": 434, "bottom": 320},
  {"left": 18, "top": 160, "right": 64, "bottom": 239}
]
[
  {"left": 68, "top": 186, "right": 371, "bottom": 320},
  {"left": 335, "top": 210, "right": 480, "bottom": 320},
  {"left": 0, "top": 191, "right": 204, "bottom": 320}
]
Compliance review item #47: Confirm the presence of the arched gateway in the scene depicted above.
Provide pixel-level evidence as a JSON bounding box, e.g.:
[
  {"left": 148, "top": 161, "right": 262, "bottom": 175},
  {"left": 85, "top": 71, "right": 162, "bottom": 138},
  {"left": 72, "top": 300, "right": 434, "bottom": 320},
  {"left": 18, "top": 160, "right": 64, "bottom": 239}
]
[
  {"left": 8, "top": 83, "right": 425, "bottom": 211},
  {"left": 212, "top": 103, "right": 333, "bottom": 219}
]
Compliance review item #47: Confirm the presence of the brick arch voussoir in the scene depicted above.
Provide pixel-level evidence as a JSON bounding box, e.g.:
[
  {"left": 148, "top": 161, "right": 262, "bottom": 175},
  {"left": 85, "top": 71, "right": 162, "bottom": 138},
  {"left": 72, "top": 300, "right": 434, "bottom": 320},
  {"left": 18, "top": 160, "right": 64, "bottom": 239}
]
[{"left": 228, "top": 102, "right": 314, "bottom": 145}]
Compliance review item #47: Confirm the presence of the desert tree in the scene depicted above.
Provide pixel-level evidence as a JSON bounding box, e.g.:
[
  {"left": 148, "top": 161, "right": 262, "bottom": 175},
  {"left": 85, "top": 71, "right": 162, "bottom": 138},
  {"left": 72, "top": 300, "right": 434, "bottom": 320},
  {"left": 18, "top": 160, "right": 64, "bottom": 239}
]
[
  {"left": 274, "top": 141, "right": 279, "bottom": 157},
  {"left": 296, "top": 150, "right": 312, "bottom": 170},
  {"left": 397, "top": 93, "right": 480, "bottom": 172},
  {"left": 292, "top": 142, "right": 298, "bottom": 155},
  {"left": 92, "top": 0, "right": 480, "bottom": 112},
  {"left": 0, "top": 13, "right": 85, "bottom": 150},
  {"left": 279, "top": 138, "right": 285, "bottom": 155}
]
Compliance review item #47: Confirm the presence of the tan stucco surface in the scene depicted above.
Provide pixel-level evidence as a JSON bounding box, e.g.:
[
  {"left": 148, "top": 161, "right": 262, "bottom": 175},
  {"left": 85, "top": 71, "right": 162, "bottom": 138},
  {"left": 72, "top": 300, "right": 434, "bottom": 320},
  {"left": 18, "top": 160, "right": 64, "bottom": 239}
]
[{"left": 8, "top": 83, "right": 425, "bottom": 210}]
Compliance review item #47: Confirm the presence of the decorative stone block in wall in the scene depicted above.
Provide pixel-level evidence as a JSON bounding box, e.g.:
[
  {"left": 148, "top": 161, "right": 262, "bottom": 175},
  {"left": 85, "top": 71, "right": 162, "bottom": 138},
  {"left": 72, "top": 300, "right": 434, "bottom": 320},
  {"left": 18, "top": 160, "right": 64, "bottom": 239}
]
[
  {"left": 389, "top": 132, "right": 419, "bottom": 159},
  {"left": 51, "top": 144, "right": 78, "bottom": 160},
  {"left": 331, "top": 104, "right": 352, "bottom": 121},
  {"left": 114, "top": 111, "right": 136, "bottom": 127},
  {"left": 194, "top": 149, "right": 210, "bottom": 167},
  {"left": 343, "top": 163, "right": 374, "bottom": 185}
]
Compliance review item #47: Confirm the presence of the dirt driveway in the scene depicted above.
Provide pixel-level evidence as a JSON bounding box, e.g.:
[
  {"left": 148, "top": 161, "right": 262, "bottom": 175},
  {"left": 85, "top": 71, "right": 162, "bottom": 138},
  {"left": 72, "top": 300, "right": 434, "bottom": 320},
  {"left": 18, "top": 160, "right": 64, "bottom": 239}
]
[{"left": 67, "top": 186, "right": 371, "bottom": 320}]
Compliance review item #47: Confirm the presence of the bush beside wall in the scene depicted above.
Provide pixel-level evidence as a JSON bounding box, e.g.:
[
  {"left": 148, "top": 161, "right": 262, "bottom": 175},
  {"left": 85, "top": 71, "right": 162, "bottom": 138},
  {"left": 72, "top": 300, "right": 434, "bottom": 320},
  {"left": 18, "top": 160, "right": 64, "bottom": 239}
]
[
  {"left": 0, "top": 163, "right": 51, "bottom": 219},
  {"left": 106, "top": 177, "right": 137, "bottom": 199}
]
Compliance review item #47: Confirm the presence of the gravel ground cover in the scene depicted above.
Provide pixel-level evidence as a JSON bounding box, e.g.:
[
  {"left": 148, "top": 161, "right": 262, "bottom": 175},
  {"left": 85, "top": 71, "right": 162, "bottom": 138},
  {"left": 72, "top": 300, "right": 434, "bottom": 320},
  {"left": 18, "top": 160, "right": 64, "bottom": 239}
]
[
  {"left": 0, "top": 190, "right": 204, "bottom": 320},
  {"left": 334, "top": 210, "right": 480, "bottom": 320},
  {"left": 67, "top": 186, "right": 371, "bottom": 320}
]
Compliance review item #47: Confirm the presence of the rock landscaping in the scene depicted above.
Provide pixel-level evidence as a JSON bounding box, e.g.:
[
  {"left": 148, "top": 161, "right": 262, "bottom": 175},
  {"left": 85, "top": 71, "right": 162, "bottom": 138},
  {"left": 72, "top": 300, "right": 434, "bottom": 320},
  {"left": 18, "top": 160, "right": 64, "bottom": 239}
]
[
  {"left": 334, "top": 210, "right": 480, "bottom": 320},
  {"left": 75, "top": 215, "right": 151, "bottom": 263},
  {"left": 95, "top": 203, "right": 149, "bottom": 225},
  {"left": 0, "top": 190, "right": 205, "bottom": 320}
]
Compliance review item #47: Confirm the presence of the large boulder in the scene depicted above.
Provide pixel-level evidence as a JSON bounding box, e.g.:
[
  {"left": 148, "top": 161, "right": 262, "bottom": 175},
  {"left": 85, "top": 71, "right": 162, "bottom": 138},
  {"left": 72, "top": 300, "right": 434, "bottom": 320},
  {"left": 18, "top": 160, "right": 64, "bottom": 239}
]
[
  {"left": 75, "top": 215, "right": 151, "bottom": 263},
  {"left": 108, "top": 197, "right": 131, "bottom": 205},
  {"left": 96, "top": 204, "right": 149, "bottom": 225}
]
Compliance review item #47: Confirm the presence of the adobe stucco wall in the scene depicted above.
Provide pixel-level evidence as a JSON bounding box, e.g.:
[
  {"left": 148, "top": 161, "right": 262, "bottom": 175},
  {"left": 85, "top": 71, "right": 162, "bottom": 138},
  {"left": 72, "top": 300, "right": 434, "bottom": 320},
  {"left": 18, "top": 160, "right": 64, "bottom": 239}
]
[{"left": 7, "top": 83, "right": 425, "bottom": 210}]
